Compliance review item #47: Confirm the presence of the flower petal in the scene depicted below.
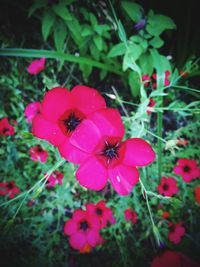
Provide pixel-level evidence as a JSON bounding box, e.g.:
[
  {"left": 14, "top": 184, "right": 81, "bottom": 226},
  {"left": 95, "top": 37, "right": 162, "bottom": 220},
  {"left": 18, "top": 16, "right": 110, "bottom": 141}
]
[
  {"left": 71, "top": 85, "right": 106, "bottom": 115},
  {"left": 32, "top": 114, "right": 67, "bottom": 146},
  {"left": 108, "top": 164, "right": 139, "bottom": 195},
  {"left": 70, "top": 119, "right": 101, "bottom": 153},
  {"left": 69, "top": 232, "right": 86, "bottom": 250},
  {"left": 122, "top": 138, "right": 156, "bottom": 167},
  {"left": 64, "top": 220, "right": 78, "bottom": 235},
  {"left": 86, "top": 229, "right": 101, "bottom": 247},
  {"left": 58, "top": 139, "right": 89, "bottom": 164},
  {"left": 42, "top": 87, "right": 73, "bottom": 122},
  {"left": 76, "top": 157, "right": 108, "bottom": 191},
  {"left": 89, "top": 108, "right": 125, "bottom": 138}
]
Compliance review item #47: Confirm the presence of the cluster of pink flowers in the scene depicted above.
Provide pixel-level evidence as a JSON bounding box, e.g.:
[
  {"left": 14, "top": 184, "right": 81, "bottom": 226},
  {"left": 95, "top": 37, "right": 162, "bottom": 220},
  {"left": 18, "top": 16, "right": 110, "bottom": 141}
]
[
  {"left": 142, "top": 70, "right": 170, "bottom": 89},
  {"left": 64, "top": 200, "right": 115, "bottom": 253},
  {"left": 0, "top": 181, "right": 20, "bottom": 199},
  {"left": 29, "top": 85, "right": 156, "bottom": 195}
]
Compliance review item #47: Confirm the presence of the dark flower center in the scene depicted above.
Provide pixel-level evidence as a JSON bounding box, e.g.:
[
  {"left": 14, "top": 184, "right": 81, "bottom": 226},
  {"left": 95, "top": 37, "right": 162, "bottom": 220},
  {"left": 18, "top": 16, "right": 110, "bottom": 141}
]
[
  {"left": 37, "top": 146, "right": 43, "bottom": 153},
  {"left": 102, "top": 142, "right": 120, "bottom": 163},
  {"left": 63, "top": 112, "right": 82, "bottom": 133},
  {"left": 183, "top": 165, "right": 190, "bottom": 172},
  {"left": 80, "top": 221, "right": 89, "bottom": 231},
  {"left": 2, "top": 128, "right": 9, "bottom": 134},
  {"left": 163, "top": 184, "right": 169, "bottom": 191},
  {"left": 7, "top": 182, "right": 14, "bottom": 189},
  {"left": 96, "top": 208, "right": 103, "bottom": 215}
]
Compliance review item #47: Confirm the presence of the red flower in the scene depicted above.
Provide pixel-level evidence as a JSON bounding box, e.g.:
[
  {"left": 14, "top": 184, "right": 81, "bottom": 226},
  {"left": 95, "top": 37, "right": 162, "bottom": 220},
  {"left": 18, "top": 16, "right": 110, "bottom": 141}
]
[
  {"left": 142, "top": 74, "right": 151, "bottom": 87},
  {"left": 46, "top": 170, "right": 64, "bottom": 188},
  {"left": 85, "top": 200, "right": 115, "bottom": 229},
  {"left": 64, "top": 209, "right": 101, "bottom": 251},
  {"left": 32, "top": 86, "right": 106, "bottom": 163},
  {"left": 168, "top": 222, "right": 185, "bottom": 244},
  {"left": 29, "top": 145, "right": 48, "bottom": 163},
  {"left": 124, "top": 208, "right": 137, "bottom": 224},
  {"left": 173, "top": 158, "right": 200, "bottom": 182},
  {"left": 194, "top": 186, "right": 200, "bottom": 205},
  {"left": 152, "top": 70, "right": 170, "bottom": 89},
  {"left": 0, "top": 181, "right": 20, "bottom": 199},
  {"left": 147, "top": 98, "right": 156, "bottom": 115},
  {"left": 151, "top": 250, "right": 200, "bottom": 267},
  {"left": 27, "top": 58, "right": 46, "bottom": 75},
  {"left": 162, "top": 211, "right": 170, "bottom": 219},
  {"left": 0, "top": 117, "right": 15, "bottom": 136},
  {"left": 24, "top": 101, "right": 41, "bottom": 122},
  {"left": 157, "top": 177, "right": 179, "bottom": 197},
  {"left": 68, "top": 108, "right": 155, "bottom": 195}
]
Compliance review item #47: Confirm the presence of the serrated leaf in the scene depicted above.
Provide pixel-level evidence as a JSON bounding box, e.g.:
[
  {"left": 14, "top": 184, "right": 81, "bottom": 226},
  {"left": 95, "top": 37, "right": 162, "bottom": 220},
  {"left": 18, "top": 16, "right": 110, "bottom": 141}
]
[
  {"left": 93, "top": 35, "right": 103, "bottom": 51},
  {"left": 149, "top": 36, "right": 164, "bottom": 48},
  {"left": 42, "top": 11, "right": 55, "bottom": 41},
  {"left": 53, "top": 21, "right": 67, "bottom": 51},
  {"left": 108, "top": 43, "right": 126, "bottom": 58},
  {"left": 52, "top": 3, "right": 72, "bottom": 21},
  {"left": 121, "top": 1, "right": 143, "bottom": 22}
]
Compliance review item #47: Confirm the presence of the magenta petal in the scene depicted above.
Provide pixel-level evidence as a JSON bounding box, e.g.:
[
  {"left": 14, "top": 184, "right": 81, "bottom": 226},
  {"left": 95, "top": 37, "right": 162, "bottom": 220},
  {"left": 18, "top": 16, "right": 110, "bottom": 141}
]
[
  {"left": 90, "top": 108, "right": 125, "bottom": 138},
  {"left": 42, "top": 87, "right": 73, "bottom": 122},
  {"left": 70, "top": 119, "right": 101, "bottom": 153},
  {"left": 71, "top": 85, "right": 106, "bottom": 115},
  {"left": 108, "top": 164, "right": 139, "bottom": 195},
  {"left": 76, "top": 157, "right": 108, "bottom": 191},
  {"left": 69, "top": 232, "right": 86, "bottom": 250},
  {"left": 32, "top": 114, "right": 66, "bottom": 146},
  {"left": 86, "top": 229, "right": 101, "bottom": 247},
  {"left": 64, "top": 220, "right": 77, "bottom": 235},
  {"left": 58, "top": 139, "right": 89, "bottom": 164},
  {"left": 123, "top": 138, "right": 156, "bottom": 167}
]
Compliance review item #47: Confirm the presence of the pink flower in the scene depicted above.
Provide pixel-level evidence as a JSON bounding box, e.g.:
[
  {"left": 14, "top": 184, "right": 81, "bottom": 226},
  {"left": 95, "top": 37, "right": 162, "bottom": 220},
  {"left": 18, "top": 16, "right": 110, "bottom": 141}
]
[
  {"left": 124, "top": 208, "right": 137, "bottom": 224},
  {"left": 24, "top": 101, "right": 41, "bottom": 122},
  {"left": 85, "top": 200, "right": 115, "bottom": 229},
  {"left": 151, "top": 250, "right": 200, "bottom": 267},
  {"left": 157, "top": 177, "right": 179, "bottom": 197},
  {"left": 29, "top": 145, "right": 48, "bottom": 163},
  {"left": 152, "top": 70, "right": 170, "bottom": 89},
  {"left": 46, "top": 170, "right": 64, "bottom": 188},
  {"left": 0, "top": 117, "right": 15, "bottom": 136},
  {"left": 142, "top": 74, "right": 151, "bottom": 87},
  {"left": 173, "top": 158, "right": 200, "bottom": 182},
  {"left": 64, "top": 209, "right": 101, "bottom": 251},
  {"left": 0, "top": 181, "right": 20, "bottom": 199},
  {"left": 27, "top": 58, "right": 46, "bottom": 75},
  {"left": 168, "top": 222, "right": 185, "bottom": 244},
  {"left": 32, "top": 86, "right": 106, "bottom": 163},
  {"left": 147, "top": 98, "right": 156, "bottom": 115},
  {"left": 67, "top": 108, "right": 155, "bottom": 195}
]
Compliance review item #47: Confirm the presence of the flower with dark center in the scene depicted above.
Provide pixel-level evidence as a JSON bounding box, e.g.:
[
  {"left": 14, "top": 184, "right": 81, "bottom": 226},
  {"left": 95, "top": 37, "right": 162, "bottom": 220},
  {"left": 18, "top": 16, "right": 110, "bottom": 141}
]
[
  {"left": 6, "top": 182, "right": 14, "bottom": 189},
  {"left": 80, "top": 221, "right": 88, "bottom": 231},
  {"left": 0, "top": 117, "right": 15, "bottom": 136},
  {"left": 174, "top": 158, "right": 200, "bottom": 182},
  {"left": 157, "top": 177, "right": 179, "bottom": 197},
  {"left": 101, "top": 141, "right": 120, "bottom": 164},
  {"left": 96, "top": 208, "right": 103, "bottom": 215},
  {"left": 0, "top": 181, "right": 19, "bottom": 199},
  {"left": 32, "top": 86, "right": 106, "bottom": 164},
  {"left": 29, "top": 145, "right": 48, "bottom": 163}
]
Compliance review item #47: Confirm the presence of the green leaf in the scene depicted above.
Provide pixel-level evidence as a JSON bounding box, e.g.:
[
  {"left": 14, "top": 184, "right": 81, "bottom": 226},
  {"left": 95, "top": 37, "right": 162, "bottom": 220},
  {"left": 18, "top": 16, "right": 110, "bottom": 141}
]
[
  {"left": 100, "top": 69, "right": 107, "bottom": 80},
  {"left": 81, "top": 25, "right": 93, "bottom": 37},
  {"left": 121, "top": 1, "right": 143, "bottom": 22},
  {"left": 53, "top": 20, "right": 67, "bottom": 51},
  {"left": 94, "top": 24, "right": 110, "bottom": 36},
  {"left": 128, "top": 71, "right": 140, "bottom": 97},
  {"left": 52, "top": 3, "right": 72, "bottom": 21},
  {"left": 79, "top": 63, "right": 92, "bottom": 82},
  {"left": 149, "top": 36, "right": 164, "bottom": 48},
  {"left": 118, "top": 20, "right": 127, "bottom": 44},
  {"left": 93, "top": 35, "right": 103, "bottom": 51},
  {"left": 108, "top": 43, "right": 126, "bottom": 58},
  {"left": 42, "top": 11, "right": 55, "bottom": 41},
  {"left": 147, "top": 14, "right": 176, "bottom": 36},
  {"left": 89, "top": 13, "right": 97, "bottom": 26},
  {"left": 139, "top": 52, "right": 153, "bottom": 75},
  {"left": 28, "top": 0, "right": 47, "bottom": 17},
  {"left": 65, "top": 16, "right": 83, "bottom": 45},
  {"left": 89, "top": 43, "right": 100, "bottom": 61}
]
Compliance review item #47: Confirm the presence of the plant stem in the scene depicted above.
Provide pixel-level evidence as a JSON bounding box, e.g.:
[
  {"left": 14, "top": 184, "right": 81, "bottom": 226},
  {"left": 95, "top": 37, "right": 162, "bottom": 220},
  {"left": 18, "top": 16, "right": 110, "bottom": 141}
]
[{"left": 157, "top": 98, "right": 163, "bottom": 179}]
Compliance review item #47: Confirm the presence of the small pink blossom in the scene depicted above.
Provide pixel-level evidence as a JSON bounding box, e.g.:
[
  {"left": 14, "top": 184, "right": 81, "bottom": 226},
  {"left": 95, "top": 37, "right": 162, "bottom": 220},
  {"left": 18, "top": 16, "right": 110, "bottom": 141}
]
[
  {"left": 24, "top": 101, "right": 41, "bottom": 122},
  {"left": 46, "top": 170, "right": 64, "bottom": 188},
  {"left": 27, "top": 58, "right": 46, "bottom": 75},
  {"left": 173, "top": 158, "right": 200, "bottom": 182},
  {"left": 147, "top": 98, "right": 156, "bottom": 115},
  {"left": 29, "top": 145, "right": 48, "bottom": 163},
  {"left": 0, "top": 181, "right": 20, "bottom": 199},
  {"left": 168, "top": 222, "right": 185, "bottom": 244},
  {"left": 157, "top": 177, "right": 179, "bottom": 197},
  {"left": 0, "top": 117, "right": 15, "bottom": 136}
]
